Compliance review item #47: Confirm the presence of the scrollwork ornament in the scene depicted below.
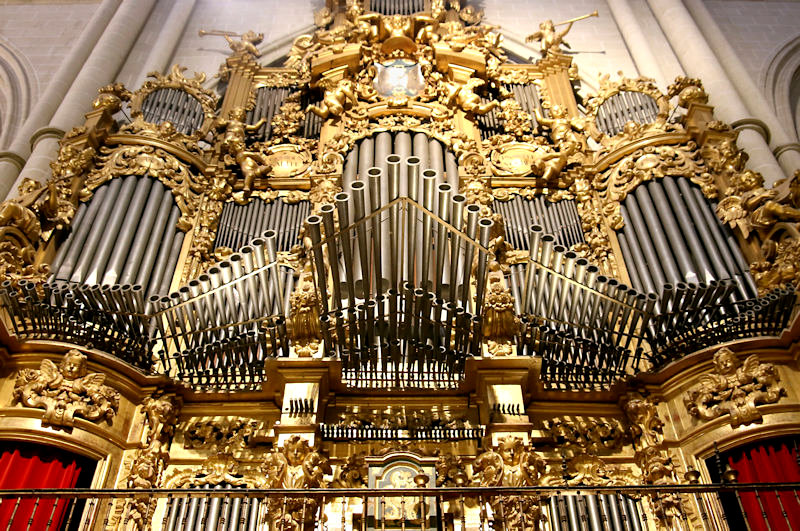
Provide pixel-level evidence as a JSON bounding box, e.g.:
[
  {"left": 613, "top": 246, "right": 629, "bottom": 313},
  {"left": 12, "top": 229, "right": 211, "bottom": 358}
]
[
  {"left": 12, "top": 350, "right": 119, "bottom": 427},
  {"left": 684, "top": 347, "right": 786, "bottom": 427}
]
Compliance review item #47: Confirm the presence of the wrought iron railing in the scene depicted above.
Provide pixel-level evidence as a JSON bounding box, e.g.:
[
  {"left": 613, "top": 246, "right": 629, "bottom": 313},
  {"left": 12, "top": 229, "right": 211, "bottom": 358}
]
[{"left": 0, "top": 483, "right": 797, "bottom": 530}]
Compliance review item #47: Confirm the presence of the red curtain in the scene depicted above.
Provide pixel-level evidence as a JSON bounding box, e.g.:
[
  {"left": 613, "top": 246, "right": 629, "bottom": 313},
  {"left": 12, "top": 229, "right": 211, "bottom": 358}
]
[
  {"left": 0, "top": 443, "right": 90, "bottom": 530},
  {"left": 727, "top": 437, "right": 800, "bottom": 531}
]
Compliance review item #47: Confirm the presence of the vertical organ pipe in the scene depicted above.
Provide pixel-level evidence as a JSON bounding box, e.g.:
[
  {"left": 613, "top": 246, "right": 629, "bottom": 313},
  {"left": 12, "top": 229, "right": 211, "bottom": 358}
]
[
  {"left": 122, "top": 182, "right": 169, "bottom": 286},
  {"left": 85, "top": 174, "right": 140, "bottom": 285},
  {"left": 632, "top": 186, "right": 681, "bottom": 284},
  {"left": 69, "top": 177, "right": 123, "bottom": 284},
  {"left": 146, "top": 206, "right": 180, "bottom": 296},
  {"left": 622, "top": 196, "right": 668, "bottom": 290},
  {"left": 645, "top": 180, "right": 699, "bottom": 284}
]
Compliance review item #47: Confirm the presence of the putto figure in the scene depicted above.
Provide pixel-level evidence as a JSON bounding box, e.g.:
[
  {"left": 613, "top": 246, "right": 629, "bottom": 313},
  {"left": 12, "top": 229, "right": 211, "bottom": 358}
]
[{"left": 13, "top": 349, "right": 120, "bottom": 427}]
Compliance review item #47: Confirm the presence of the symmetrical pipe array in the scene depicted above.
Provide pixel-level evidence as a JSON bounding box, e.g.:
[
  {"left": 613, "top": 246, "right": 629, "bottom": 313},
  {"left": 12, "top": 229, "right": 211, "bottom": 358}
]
[
  {"left": 516, "top": 224, "right": 652, "bottom": 389},
  {"left": 308, "top": 154, "right": 492, "bottom": 389},
  {"left": 497, "top": 194, "right": 584, "bottom": 250},
  {"left": 50, "top": 176, "right": 184, "bottom": 298},
  {"left": 547, "top": 493, "right": 643, "bottom": 531},
  {"left": 151, "top": 230, "right": 293, "bottom": 389},
  {"left": 213, "top": 197, "right": 310, "bottom": 253},
  {"left": 161, "top": 488, "right": 263, "bottom": 531},
  {"left": 619, "top": 176, "right": 756, "bottom": 299},
  {"left": 246, "top": 86, "right": 293, "bottom": 141},
  {"left": 369, "top": 0, "right": 425, "bottom": 15},
  {"left": 141, "top": 87, "right": 206, "bottom": 135},
  {"left": 595, "top": 90, "right": 660, "bottom": 136},
  {"left": 342, "top": 132, "right": 459, "bottom": 193}
]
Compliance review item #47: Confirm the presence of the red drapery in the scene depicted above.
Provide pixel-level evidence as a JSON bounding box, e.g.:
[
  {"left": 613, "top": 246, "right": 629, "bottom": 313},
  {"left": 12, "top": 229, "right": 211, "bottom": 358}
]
[
  {"left": 727, "top": 437, "right": 800, "bottom": 531},
  {"left": 0, "top": 443, "right": 90, "bottom": 530}
]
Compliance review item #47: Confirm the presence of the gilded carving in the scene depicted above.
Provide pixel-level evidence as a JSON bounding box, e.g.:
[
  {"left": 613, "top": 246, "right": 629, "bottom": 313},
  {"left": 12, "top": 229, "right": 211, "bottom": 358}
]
[
  {"left": 621, "top": 391, "right": 664, "bottom": 448},
  {"left": 525, "top": 12, "right": 598, "bottom": 56},
  {"left": 474, "top": 436, "right": 546, "bottom": 527},
  {"left": 333, "top": 454, "right": 368, "bottom": 488},
  {"left": 183, "top": 417, "right": 262, "bottom": 450},
  {"left": 262, "top": 436, "right": 331, "bottom": 530},
  {"left": 308, "top": 78, "right": 359, "bottom": 120},
  {"left": 130, "top": 65, "right": 217, "bottom": 129},
  {"left": 684, "top": 347, "right": 786, "bottom": 427},
  {"left": 288, "top": 264, "right": 322, "bottom": 357},
  {"left": 84, "top": 143, "right": 207, "bottom": 231},
  {"left": 717, "top": 169, "right": 800, "bottom": 237},
  {"left": 483, "top": 262, "right": 519, "bottom": 355},
  {"left": 667, "top": 76, "right": 709, "bottom": 109},
  {"left": 165, "top": 452, "right": 263, "bottom": 488},
  {"left": 544, "top": 417, "right": 628, "bottom": 454},
  {"left": 12, "top": 350, "right": 119, "bottom": 427}
]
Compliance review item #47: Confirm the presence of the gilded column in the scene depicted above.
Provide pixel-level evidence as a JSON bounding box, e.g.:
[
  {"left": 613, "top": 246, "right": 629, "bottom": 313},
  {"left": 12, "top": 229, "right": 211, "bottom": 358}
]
[
  {"left": 130, "top": 0, "right": 197, "bottom": 88},
  {"left": 5, "top": 0, "right": 158, "bottom": 200},
  {"left": 0, "top": 0, "right": 122, "bottom": 198},
  {"left": 683, "top": 0, "right": 800, "bottom": 175},
  {"left": 647, "top": 0, "right": 787, "bottom": 186}
]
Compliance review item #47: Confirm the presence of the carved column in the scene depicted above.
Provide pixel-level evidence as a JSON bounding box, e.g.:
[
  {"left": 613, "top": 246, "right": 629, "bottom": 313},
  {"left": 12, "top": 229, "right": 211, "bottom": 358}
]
[
  {"left": 647, "top": 0, "right": 787, "bottom": 186},
  {"left": 683, "top": 0, "right": 800, "bottom": 176},
  {"left": 130, "top": 0, "right": 197, "bottom": 88},
  {"left": 0, "top": 0, "right": 122, "bottom": 197},
  {"left": 6, "top": 0, "right": 158, "bottom": 200}
]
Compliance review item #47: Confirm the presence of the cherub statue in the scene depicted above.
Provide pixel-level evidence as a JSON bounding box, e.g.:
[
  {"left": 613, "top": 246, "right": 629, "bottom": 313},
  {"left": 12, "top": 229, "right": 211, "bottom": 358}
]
[
  {"left": 526, "top": 19, "right": 573, "bottom": 55},
  {"left": 438, "top": 78, "right": 497, "bottom": 116},
  {"left": 307, "top": 78, "right": 358, "bottom": 120},
  {"left": 534, "top": 104, "right": 586, "bottom": 151},
  {"left": 717, "top": 169, "right": 800, "bottom": 236},
  {"left": 225, "top": 30, "right": 263, "bottom": 58},
  {"left": 226, "top": 139, "right": 272, "bottom": 196},
  {"left": 13, "top": 349, "right": 120, "bottom": 427},
  {"left": 684, "top": 347, "right": 786, "bottom": 426},
  {"left": 215, "top": 107, "right": 265, "bottom": 155}
]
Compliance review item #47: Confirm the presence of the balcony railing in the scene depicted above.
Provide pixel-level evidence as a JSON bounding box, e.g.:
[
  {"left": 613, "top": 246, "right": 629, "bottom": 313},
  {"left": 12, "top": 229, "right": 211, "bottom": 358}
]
[{"left": 0, "top": 483, "right": 798, "bottom": 530}]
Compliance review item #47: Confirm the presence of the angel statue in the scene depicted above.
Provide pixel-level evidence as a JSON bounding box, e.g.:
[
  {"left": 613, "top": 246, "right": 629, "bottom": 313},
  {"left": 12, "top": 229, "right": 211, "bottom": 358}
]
[
  {"left": 684, "top": 347, "right": 786, "bottom": 427},
  {"left": 717, "top": 169, "right": 800, "bottom": 237},
  {"left": 438, "top": 78, "right": 498, "bottom": 116},
  {"left": 473, "top": 437, "right": 546, "bottom": 529},
  {"left": 262, "top": 436, "right": 332, "bottom": 530},
  {"left": 307, "top": 78, "right": 358, "bottom": 120},
  {"left": 526, "top": 19, "right": 573, "bottom": 55},
  {"left": 526, "top": 12, "right": 597, "bottom": 55},
  {"left": 13, "top": 349, "right": 120, "bottom": 427}
]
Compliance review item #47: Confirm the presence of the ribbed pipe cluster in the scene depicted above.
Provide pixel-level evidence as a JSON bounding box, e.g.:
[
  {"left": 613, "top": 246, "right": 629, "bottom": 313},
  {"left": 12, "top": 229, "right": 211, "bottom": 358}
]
[
  {"left": 596, "top": 90, "right": 660, "bottom": 136},
  {"left": 50, "top": 175, "right": 183, "bottom": 298},
  {"left": 476, "top": 83, "right": 541, "bottom": 140},
  {"left": 343, "top": 131, "right": 459, "bottom": 192},
  {"left": 369, "top": 0, "right": 425, "bottom": 15},
  {"left": 214, "top": 197, "right": 310, "bottom": 253},
  {"left": 152, "top": 230, "right": 294, "bottom": 390},
  {"left": 497, "top": 194, "right": 584, "bottom": 250},
  {"left": 547, "top": 494, "right": 643, "bottom": 531},
  {"left": 618, "top": 176, "right": 756, "bottom": 299},
  {"left": 308, "top": 156, "right": 492, "bottom": 389},
  {"left": 246, "top": 86, "right": 293, "bottom": 142},
  {"left": 161, "top": 486, "right": 262, "bottom": 531},
  {"left": 141, "top": 88, "right": 205, "bottom": 135}
]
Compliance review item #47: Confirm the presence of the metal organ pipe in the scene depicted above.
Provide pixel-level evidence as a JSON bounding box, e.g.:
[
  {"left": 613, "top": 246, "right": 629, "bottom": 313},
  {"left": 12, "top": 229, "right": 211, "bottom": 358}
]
[
  {"left": 621, "top": 195, "right": 668, "bottom": 290},
  {"left": 632, "top": 185, "right": 681, "bottom": 284},
  {"left": 645, "top": 179, "right": 699, "bottom": 284},
  {"left": 129, "top": 185, "right": 173, "bottom": 288},
  {"left": 70, "top": 176, "right": 123, "bottom": 284},
  {"left": 115, "top": 179, "right": 164, "bottom": 286},
  {"left": 84, "top": 174, "right": 140, "bottom": 285}
]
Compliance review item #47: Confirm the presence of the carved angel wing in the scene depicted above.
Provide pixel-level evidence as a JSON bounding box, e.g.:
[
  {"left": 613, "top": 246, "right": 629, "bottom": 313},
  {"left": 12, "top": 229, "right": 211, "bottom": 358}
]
[
  {"left": 741, "top": 354, "right": 761, "bottom": 379},
  {"left": 40, "top": 359, "right": 60, "bottom": 381},
  {"left": 699, "top": 373, "right": 726, "bottom": 392},
  {"left": 473, "top": 449, "right": 503, "bottom": 486},
  {"left": 716, "top": 196, "right": 747, "bottom": 226},
  {"left": 79, "top": 372, "right": 107, "bottom": 387},
  {"left": 261, "top": 452, "right": 288, "bottom": 486}
]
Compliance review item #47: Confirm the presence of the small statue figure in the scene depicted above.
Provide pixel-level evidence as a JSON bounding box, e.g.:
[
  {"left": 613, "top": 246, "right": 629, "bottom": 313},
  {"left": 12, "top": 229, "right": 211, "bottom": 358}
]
[
  {"left": 215, "top": 106, "right": 266, "bottom": 156},
  {"left": 717, "top": 169, "right": 800, "bottom": 236},
  {"left": 13, "top": 349, "right": 120, "bottom": 427},
  {"left": 684, "top": 347, "right": 786, "bottom": 427},
  {"left": 438, "top": 78, "right": 497, "bottom": 116},
  {"left": 308, "top": 78, "right": 358, "bottom": 120},
  {"left": 526, "top": 12, "right": 597, "bottom": 55},
  {"left": 534, "top": 104, "right": 586, "bottom": 150},
  {"left": 225, "top": 30, "right": 263, "bottom": 58}
]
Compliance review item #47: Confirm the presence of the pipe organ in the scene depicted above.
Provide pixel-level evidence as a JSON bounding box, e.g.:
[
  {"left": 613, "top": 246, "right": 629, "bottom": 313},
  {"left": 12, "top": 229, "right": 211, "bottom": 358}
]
[
  {"left": 1, "top": 2, "right": 799, "bottom": 530},
  {"left": 141, "top": 87, "right": 207, "bottom": 135}
]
